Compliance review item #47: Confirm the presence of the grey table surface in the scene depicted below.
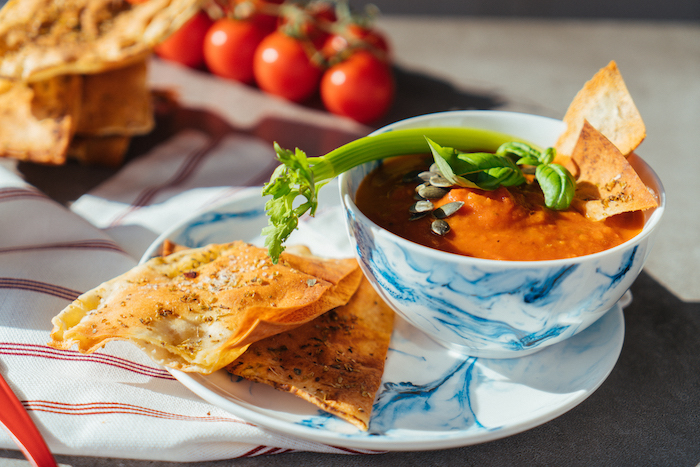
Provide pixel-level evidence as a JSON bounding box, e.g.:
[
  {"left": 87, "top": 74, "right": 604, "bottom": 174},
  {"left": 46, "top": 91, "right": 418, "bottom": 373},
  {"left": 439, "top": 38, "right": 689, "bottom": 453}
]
[{"left": 1, "top": 15, "right": 699, "bottom": 467}]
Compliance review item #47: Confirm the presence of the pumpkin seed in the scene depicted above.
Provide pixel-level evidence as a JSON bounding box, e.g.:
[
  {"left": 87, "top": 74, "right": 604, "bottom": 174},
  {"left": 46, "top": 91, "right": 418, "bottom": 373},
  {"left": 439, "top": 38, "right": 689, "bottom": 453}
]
[
  {"left": 409, "top": 212, "right": 429, "bottom": 221},
  {"left": 409, "top": 200, "right": 434, "bottom": 213},
  {"left": 429, "top": 174, "right": 453, "bottom": 187},
  {"left": 417, "top": 171, "right": 434, "bottom": 182},
  {"left": 402, "top": 170, "right": 423, "bottom": 183},
  {"left": 417, "top": 184, "right": 450, "bottom": 199},
  {"left": 431, "top": 219, "right": 450, "bottom": 236},
  {"left": 433, "top": 201, "right": 464, "bottom": 219}
]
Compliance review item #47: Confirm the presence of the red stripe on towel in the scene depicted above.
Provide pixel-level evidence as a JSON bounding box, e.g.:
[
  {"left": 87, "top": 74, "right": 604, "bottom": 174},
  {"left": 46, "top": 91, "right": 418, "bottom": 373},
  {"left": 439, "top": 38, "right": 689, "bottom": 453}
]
[
  {"left": 108, "top": 137, "right": 221, "bottom": 228},
  {"left": 23, "top": 400, "right": 251, "bottom": 424},
  {"left": 0, "top": 187, "right": 47, "bottom": 202},
  {"left": 0, "top": 239, "right": 127, "bottom": 255},
  {"left": 0, "top": 343, "right": 175, "bottom": 380},
  {"left": 0, "top": 278, "right": 81, "bottom": 301}
]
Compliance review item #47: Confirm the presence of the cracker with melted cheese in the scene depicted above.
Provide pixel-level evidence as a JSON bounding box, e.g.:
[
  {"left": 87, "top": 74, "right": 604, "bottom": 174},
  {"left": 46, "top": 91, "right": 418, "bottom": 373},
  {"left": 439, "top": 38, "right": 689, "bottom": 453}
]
[
  {"left": 227, "top": 278, "right": 395, "bottom": 431},
  {"left": 49, "top": 242, "right": 363, "bottom": 374}
]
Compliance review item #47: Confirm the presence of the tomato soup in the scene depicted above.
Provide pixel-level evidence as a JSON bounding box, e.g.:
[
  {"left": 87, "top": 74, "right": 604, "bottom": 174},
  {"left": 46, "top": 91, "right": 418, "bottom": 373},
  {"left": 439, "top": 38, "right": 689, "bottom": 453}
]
[{"left": 354, "top": 155, "right": 645, "bottom": 261}]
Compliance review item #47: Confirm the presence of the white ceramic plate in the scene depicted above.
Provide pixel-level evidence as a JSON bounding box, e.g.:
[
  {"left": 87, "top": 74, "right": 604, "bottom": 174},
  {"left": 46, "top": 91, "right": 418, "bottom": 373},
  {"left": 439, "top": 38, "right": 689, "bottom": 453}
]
[{"left": 141, "top": 182, "right": 625, "bottom": 451}]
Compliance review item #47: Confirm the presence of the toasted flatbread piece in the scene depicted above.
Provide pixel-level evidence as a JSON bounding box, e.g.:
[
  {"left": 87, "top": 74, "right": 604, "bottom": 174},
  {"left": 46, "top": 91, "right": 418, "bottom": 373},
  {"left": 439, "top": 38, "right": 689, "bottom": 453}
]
[
  {"left": 571, "top": 121, "right": 658, "bottom": 221},
  {"left": 555, "top": 61, "right": 645, "bottom": 158},
  {"left": 0, "top": 74, "right": 81, "bottom": 164},
  {"left": 228, "top": 279, "right": 395, "bottom": 431},
  {"left": 76, "top": 59, "right": 154, "bottom": 136},
  {"left": 49, "top": 242, "right": 363, "bottom": 374},
  {"left": 159, "top": 239, "right": 190, "bottom": 257},
  {"left": 0, "top": 0, "right": 202, "bottom": 82},
  {"left": 66, "top": 134, "right": 132, "bottom": 167}
]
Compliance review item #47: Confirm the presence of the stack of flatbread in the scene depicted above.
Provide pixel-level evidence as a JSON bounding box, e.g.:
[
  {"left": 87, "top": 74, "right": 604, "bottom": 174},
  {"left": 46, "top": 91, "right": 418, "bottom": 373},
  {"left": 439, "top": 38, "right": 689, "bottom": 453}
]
[
  {"left": 49, "top": 242, "right": 395, "bottom": 431},
  {"left": 0, "top": 0, "right": 202, "bottom": 166}
]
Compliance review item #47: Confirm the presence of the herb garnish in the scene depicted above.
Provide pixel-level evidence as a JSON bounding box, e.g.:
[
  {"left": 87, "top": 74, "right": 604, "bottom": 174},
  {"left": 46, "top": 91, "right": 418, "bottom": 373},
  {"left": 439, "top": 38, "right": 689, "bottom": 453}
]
[
  {"left": 427, "top": 138, "right": 576, "bottom": 210},
  {"left": 261, "top": 127, "right": 576, "bottom": 263}
]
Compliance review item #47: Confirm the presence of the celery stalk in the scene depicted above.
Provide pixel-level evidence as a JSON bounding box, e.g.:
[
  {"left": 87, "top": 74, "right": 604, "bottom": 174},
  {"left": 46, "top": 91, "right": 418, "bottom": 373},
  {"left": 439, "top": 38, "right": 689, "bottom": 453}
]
[{"left": 307, "top": 127, "right": 525, "bottom": 181}]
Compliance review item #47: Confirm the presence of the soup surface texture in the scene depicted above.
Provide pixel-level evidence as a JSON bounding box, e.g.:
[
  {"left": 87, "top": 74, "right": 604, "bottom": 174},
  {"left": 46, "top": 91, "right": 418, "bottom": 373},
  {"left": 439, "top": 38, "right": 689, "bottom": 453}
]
[{"left": 354, "top": 155, "right": 645, "bottom": 261}]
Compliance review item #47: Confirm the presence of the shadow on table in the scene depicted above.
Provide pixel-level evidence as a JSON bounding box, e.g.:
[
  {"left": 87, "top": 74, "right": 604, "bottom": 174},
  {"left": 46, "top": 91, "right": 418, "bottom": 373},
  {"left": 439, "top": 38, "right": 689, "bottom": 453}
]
[
  {"left": 378, "top": 65, "right": 506, "bottom": 126},
  {"left": 15, "top": 103, "right": 357, "bottom": 205},
  {"left": 16, "top": 64, "right": 504, "bottom": 206}
]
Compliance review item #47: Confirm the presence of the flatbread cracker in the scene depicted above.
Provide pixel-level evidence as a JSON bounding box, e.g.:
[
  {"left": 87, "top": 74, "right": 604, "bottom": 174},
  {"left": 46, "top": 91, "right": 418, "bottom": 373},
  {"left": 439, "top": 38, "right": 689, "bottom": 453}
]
[
  {"left": 228, "top": 279, "right": 395, "bottom": 431},
  {"left": 0, "top": 0, "right": 202, "bottom": 82},
  {"left": 75, "top": 59, "right": 154, "bottom": 137},
  {"left": 571, "top": 120, "right": 658, "bottom": 221},
  {"left": 0, "top": 74, "right": 81, "bottom": 164},
  {"left": 66, "top": 134, "right": 132, "bottom": 167},
  {"left": 555, "top": 61, "right": 645, "bottom": 158},
  {"left": 49, "top": 241, "right": 363, "bottom": 374}
]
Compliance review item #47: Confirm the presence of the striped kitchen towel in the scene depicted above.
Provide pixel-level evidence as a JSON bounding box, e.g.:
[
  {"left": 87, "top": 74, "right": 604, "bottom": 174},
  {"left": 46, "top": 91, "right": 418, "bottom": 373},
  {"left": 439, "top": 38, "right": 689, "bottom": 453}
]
[{"left": 0, "top": 129, "right": 377, "bottom": 461}]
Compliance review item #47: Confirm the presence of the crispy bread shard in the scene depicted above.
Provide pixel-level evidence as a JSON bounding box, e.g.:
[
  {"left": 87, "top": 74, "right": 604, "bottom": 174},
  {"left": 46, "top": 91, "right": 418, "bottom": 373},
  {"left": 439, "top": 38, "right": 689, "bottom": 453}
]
[
  {"left": 0, "top": 58, "right": 151, "bottom": 165},
  {"left": 0, "top": 0, "right": 202, "bottom": 82},
  {"left": 555, "top": 61, "right": 646, "bottom": 158},
  {"left": 76, "top": 59, "right": 154, "bottom": 137},
  {"left": 0, "top": 74, "right": 81, "bottom": 164},
  {"left": 571, "top": 120, "right": 658, "bottom": 221},
  {"left": 49, "top": 242, "right": 363, "bottom": 374},
  {"left": 228, "top": 279, "right": 395, "bottom": 431},
  {"left": 66, "top": 134, "right": 132, "bottom": 168}
]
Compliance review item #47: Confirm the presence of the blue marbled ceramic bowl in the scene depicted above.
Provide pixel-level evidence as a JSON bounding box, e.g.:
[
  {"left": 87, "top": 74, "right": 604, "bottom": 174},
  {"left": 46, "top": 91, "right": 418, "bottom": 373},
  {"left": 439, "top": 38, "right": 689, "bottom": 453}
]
[{"left": 339, "top": 110, "right": 665, "bottom": 358}]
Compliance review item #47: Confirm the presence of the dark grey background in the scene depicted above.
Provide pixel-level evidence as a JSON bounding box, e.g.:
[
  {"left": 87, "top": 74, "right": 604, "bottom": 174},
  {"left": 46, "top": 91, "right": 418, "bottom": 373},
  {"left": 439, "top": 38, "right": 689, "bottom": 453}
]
[
  {"left": 359, "top": 0, "right": 699, "bottom": 21},
  {"left": 0, "top": 0, "right": 698, "bottom": 21}
]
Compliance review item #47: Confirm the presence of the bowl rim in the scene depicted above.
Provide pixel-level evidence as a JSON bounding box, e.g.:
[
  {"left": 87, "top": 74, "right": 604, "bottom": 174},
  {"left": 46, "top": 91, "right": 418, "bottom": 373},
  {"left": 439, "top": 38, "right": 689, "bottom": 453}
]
[{"left": 338, "top": 109, "right": 666, "bottom": 267}]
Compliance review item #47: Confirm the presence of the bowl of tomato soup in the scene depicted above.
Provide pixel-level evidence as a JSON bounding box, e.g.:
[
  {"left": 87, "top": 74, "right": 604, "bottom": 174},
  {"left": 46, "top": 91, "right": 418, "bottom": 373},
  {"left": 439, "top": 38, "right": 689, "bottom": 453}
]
[{"left": 339, "top": 110, "right": 665, "bottom": 358}]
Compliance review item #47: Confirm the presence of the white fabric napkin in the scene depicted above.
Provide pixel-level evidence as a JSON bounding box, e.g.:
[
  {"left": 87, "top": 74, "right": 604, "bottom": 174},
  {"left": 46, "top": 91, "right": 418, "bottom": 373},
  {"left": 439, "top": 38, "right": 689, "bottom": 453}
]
[{"left": 0, "top": 129, "right": 378, "bottom": 461}]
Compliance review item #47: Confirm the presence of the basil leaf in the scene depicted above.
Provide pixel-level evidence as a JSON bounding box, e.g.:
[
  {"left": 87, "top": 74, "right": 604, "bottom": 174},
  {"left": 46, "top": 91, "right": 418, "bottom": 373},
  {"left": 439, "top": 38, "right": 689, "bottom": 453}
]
[
  {"left": 428, "top": 137, "right": 527, "bottom": 190},
  {"left": 455, "top": 151, "right": 518, "bottom": 174},
  {"left": 541, "top": 147, "right": 556, "bottom": 165},
  {"left": 471, "top": 166, "right": 523, "bottom": 190},
  {"left": 515, "top": 156, "right": 541, "bottom": 166},
  {"left": 425, "top": 137, "right": 480, "bottom": 188},
  {"left": 535, "top": 163, "right": 576, "bottom": 210},
  {"left": 497, "top": 141, "right": 540, "bottom": 161},
  {"left": 465, "top": 157, "right": 526, "bottom": 189}
]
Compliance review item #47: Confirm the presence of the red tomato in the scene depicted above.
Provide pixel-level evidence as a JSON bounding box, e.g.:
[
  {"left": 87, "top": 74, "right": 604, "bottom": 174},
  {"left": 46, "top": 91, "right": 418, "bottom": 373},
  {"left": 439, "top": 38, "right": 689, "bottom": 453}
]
[
  {"left": 154, "top": 11, "right": 213, "bottom": 68},
  {"left": 307, "top": 1, "right": 337, "bottom": 23},
  {"left": 276, "top": 2, "right": 332, "bottom": 49},
  {"left": 203, "top": 18, "right": 268, "bottom": 84},
  {"left": 320, "top": 50, "right": 394, "bottom": 124},
  {"left": 322, "top": 25, "right": 391, "bottom": 61},
  {"left": 237, "top": 0, "right": 284, "bottom": 34},
  {"left": 253, "top": 31, "right": 323, "bottom": 103},
  {"left": 350, "top": 25, "right": 391, "bottom": 56}
]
